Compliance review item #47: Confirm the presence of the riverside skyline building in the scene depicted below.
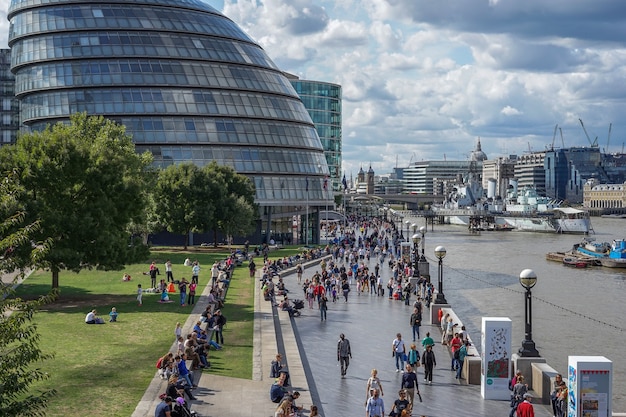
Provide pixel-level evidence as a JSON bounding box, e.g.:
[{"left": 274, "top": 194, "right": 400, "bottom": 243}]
[
  {"left": 0, "top": 49, "right": 19, "bottom": 145},
  {"left": 7, "top": 0, "right": 331, "bottom": 243},
  {"left": 288, "top": 75, "right": 342, "bottom": 192}
]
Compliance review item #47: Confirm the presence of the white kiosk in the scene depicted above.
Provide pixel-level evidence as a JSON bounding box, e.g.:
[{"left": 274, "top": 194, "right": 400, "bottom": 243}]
[
  {"left": 568, "top": 356, "right": 612, "bottom": 417},
  {"left": 481, "top": 317, "right": 512, "bottom": 400}
]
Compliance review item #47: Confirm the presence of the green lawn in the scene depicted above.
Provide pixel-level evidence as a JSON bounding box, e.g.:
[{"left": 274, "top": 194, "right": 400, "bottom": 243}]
[{"left": 11, "top": 246, "right": 303, "bottom": 416}]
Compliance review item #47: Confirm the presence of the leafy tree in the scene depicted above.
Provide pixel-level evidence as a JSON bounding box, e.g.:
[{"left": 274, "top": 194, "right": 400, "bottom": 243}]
[
  {"left": 204, "top": 162, "right": 257, "bottom": 246},
  {"left": 153, "top": 163, "right": 217, "bottom": 249},
  {"left": 0, "top": 113, "right": 151, "bottom": 288},
  {"left": 1, "top": 171, "right": 56, "bottom": 417}
]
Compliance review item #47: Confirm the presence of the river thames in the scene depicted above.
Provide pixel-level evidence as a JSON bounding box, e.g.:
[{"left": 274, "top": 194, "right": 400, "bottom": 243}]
[
  {"left": 404, "top": 215, "right": 625, "bottom": 411},
  {"left": 293, "top": 215, "right": 624, "bottom": 414}
]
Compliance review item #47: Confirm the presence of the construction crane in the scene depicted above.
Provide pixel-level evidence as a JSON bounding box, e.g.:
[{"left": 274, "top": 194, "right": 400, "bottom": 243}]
[
  {"left": 551, "top": 124, "right": 558, "bottom": 150},
  {"left": 579, "top": 118, "right": 598, "bottom": 147}
]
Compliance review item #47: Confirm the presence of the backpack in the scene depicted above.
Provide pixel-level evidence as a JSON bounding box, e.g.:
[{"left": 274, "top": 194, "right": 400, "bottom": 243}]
[
  {"left": 454, "top": 349, "right": 460, "bottom": 360},
  {"left": 156, "top": 357, "right": 163, "bottom": 369}
]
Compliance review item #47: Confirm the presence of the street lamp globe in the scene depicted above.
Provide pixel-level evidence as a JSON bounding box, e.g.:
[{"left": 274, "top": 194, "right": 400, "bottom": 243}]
[
  {"left": 519, "top": 269, "right": 537, "bottom": 289},
  {"left": 412, "top": 233, "right": 420, "bottom": 245},
  {"left": 435, "top": 246, "right": 447, "bottom": 260}
]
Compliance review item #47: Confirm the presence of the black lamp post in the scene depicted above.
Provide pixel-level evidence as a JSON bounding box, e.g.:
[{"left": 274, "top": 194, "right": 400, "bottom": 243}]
[
  {"left": 434, "top": 246, "right": 447, "bottom": 304},
  {"left": 411, "top": 233, "right": 421, "bottom": 278},
  {"left": 419, "top": 226, "right": 427, "bottom": 261},
  {"left": 405, "top": 220, "right": 410, "bottom": 243},
  {"left": 518, "top": 269, "right": 540, "bottom": 357},
  {"left": 399, "top": 216, "right": 404, "bottom": 240}
]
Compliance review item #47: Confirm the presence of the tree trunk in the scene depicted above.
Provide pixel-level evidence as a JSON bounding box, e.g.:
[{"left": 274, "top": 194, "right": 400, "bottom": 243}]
[
  {"left": 184, "top": 229, "right": 189, "bottom": 250},
  {"left": 52, "top": 268, "right": 59, "bottom": 289},
  {"left": 213, "top": 229, "right": 218, "bottom": 248}
]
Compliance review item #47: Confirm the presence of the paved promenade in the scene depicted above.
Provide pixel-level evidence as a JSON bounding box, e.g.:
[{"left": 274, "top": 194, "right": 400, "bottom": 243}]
[{"left": 132, "top": 253, "right": 556, "bottom": 417}]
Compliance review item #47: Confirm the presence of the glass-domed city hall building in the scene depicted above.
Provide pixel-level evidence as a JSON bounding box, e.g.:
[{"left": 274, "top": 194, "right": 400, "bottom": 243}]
[{"left": 7, "top": 0, "right": 332, "bottom": 244}]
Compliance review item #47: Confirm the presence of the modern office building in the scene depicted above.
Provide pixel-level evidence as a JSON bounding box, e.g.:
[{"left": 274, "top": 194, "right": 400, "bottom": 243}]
[
  {"left": 7, "top": 0, "right": 331, "bottom": 243},
  {"left": 287, "top": 75, "right": 342, "bottom": 191},
  {"left": 0, "top": 49, "right": 19, "bottom": 145}
]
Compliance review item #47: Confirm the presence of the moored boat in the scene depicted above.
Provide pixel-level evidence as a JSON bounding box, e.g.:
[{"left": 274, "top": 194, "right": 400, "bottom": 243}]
[
  {"left": 599, "top": 239, "right": 626, "bottom": 268},
  {"left": 574, "top": 238, "right": 626, "bottom": 268},
  {"left": 563, "top": 256, "right": 588, "bottom": 268}
]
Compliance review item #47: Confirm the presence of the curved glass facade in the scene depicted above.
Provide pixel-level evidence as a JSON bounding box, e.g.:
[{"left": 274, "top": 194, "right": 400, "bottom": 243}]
[
  {"left": 290, "top": 79, "right": 342, "bottom": 191},
  {"left": 7, "top": 0, "right": 331, "bottom": 218}
]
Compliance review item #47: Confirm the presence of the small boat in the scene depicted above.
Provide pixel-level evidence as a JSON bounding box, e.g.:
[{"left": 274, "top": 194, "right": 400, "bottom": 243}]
[
  {"left": 574, "top": 238, "right": 610, "bottom": 258},
  {"left": 599, "top": 239, "right": 626, "bottom": 268},
  {"left": 574, "top": 238, "right": 626, "bottom": 268},
  {"left": 563, "top": 256, "right": 588, "bottom": 268}
]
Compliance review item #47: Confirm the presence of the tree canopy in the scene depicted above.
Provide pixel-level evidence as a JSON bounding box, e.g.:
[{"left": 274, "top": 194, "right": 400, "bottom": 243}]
[
  {"left": 0, "top": 113, "right": 151, "bottom": 288},
  {"left": 153, "top": 161, "right": 256, "bottom": 248},
  {"left": 1, "top": 171, "right": 56, "bottom": 416}
]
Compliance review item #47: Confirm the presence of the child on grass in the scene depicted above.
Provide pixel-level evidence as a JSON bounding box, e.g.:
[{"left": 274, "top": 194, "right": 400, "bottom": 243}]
[
  {"left": 109, "top": 307, "right": 118, "bottom": 322},
  {"left": 137, "top": 284, "right": 143, "bottom": 306}
]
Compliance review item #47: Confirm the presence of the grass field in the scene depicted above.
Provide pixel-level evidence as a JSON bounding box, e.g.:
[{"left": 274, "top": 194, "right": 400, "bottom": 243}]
[{"left": 10, "top": 246, "right": 303, "bottom": 416}]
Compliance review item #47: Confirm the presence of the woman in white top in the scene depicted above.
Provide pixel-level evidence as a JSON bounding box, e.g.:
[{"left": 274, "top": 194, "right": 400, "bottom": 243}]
[{"left": 365, "top": 368, "right": 384, "bottom": 405}]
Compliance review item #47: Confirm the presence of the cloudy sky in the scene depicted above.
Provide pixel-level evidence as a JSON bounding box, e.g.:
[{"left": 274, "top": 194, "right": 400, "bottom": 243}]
[
  {"left": 2, "top": 0, "right": 626, "bottom": 178},
  {"left": 209, "top": 0, "right": 626, "bottom": 178}
]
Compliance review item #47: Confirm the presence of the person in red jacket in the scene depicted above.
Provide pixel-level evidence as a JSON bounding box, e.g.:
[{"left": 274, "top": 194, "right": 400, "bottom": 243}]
[{"left": 516, "top": 393, "right": 535, "bottom": 417}]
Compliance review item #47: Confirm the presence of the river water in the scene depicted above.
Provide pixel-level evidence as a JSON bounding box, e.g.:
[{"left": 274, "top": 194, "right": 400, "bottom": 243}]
[{"left": 407, "top": 215, "right": 625, "bottom": 411}]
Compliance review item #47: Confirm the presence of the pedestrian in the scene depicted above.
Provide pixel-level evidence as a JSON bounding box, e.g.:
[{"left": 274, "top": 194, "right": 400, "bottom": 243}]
[
  {"left": 187, "top": 282, "right": 197, "bottom": 305},
  {"left": 296, "top": 263, "right": 303, "bottom": 283},
  {"left": 155, "top": 395, "right": 173, "bottom": 417},
  {"left": 556, "top": 381, "right": 567, "bottom": 417},
  {"left": 309, "top": 405, "right": 319, "bottom": 417},
  {"left": 392, "top": 333, "right": 406, "bottom": 372},
  {"left": 410, "top": 307, "right": 421, "bottom": 342},
  {"left": 320, "top": 294, "right": 328, "bottom": 321},
  {"left": 421, "top": 344, "right": 436, "bottom": 384},
  {"left": 401, "top": 364, "right": 419, "bottom": 405},
  {"left": 149, "top": 261, "right": 159, "bottom": 288},
  {"left": 550, "top": 374, "right": 563, "bottom": 417},
  {"left": 137, "top": 284, "right": 143, "bottom": 306},
  {"left": 337, "top": 333, "right": 352, "bottom": 377},
  {"left": 341, "top": 279, "right": 350, "bottom": 303},
  {"left": 165, "top": 259, "right": 174, "bottom": 282},
  {"left": 510, "top": 375, "right": 528, "bottom": 417},
  {"left": 516, "top": 393, "right": 535, "bottom": 417},
  {"left": 365, "top": 388, "right": 385, "bottom": 417},
  {"left": 456, "top": 340, "right": 472, "bottom": 380},
  {"left": 191, "top": 261, "right": 200, "bottom": 284},
  {"left": 450, "top": 332, "right": 462, "bottom": 371},
  {"left": 365, "top": 369, "right": 384, "bottom": 406},
  {"left": 407, "top": 343, "right": 420, "bottom": 371},
  {"left": 389, "top": 389, "right": 411, "bottom": 417},
  {"left": 213, "top": 309, "right": 226, "bottom": 345},
  {"left": 178, "top": 278, "right": 188, "bottom": 306},
  {"left": 211, "top": 261, "right": 219, "bottom": 288},
  {"left": 249, "top": 258, "right": 256, "bottom": 278}
]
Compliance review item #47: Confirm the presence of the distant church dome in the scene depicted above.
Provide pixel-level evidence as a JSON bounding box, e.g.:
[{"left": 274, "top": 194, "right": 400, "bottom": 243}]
[{"left": 470, "top": 138, "right": 488, "bottom": 162}]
